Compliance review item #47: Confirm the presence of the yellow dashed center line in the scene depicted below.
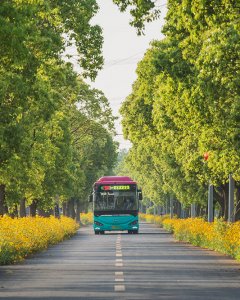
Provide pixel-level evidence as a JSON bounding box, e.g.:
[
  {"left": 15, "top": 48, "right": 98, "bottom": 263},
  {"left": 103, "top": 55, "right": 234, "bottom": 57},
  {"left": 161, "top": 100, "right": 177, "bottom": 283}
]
[{"left": 114, "top": 234, "right": 125, "bottom": 292}]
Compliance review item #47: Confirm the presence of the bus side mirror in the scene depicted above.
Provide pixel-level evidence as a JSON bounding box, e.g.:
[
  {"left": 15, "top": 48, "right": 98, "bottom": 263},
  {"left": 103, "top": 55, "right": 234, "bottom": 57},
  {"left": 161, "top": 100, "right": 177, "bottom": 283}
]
[
  {"left": 138, "top": 192, "right": 143, "bottom": 201},
  {"left": 88, "top": 194, "right": 93, "bottom": 203}
]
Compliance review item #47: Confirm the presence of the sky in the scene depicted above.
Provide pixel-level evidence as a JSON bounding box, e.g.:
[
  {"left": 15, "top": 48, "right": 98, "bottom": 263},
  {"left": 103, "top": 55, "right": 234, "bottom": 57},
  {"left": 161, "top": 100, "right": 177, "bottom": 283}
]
[{"left": 90, "top": 0, "right": 168, "bottom": 149}]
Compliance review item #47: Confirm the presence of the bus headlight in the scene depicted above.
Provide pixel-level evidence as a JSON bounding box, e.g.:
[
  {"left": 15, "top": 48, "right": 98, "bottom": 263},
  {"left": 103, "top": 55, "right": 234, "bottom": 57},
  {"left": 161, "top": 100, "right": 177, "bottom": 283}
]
[
  {"left": 129, "top": 220, "right": 138, "bottom": 226},
  {"left": 94, "top": 221, "right": 103, "bottom": 226}
]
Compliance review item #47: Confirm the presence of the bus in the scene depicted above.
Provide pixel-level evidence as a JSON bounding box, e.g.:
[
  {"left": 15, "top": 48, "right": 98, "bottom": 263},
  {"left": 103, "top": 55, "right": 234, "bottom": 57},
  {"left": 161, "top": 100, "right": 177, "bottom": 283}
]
[{"left": 90, "top": 176, "right": 142, "bottom": 234}]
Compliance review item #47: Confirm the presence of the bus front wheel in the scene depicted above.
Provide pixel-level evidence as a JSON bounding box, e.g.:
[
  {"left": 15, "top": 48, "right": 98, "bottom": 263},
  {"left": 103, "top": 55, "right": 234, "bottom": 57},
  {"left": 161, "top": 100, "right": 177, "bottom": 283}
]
[
  {"left": 128, "top": 230, "right": 138, "bottom": 234},
  {"left": 95, "top": 231, "right": 99, "bottom": 235}
]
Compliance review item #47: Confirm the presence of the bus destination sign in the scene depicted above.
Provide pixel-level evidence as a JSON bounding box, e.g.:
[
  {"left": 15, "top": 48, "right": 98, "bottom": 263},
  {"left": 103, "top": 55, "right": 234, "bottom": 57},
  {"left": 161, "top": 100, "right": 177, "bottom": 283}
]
[{"left": 100, "top": 185, "right": 131, "bottom": 191}]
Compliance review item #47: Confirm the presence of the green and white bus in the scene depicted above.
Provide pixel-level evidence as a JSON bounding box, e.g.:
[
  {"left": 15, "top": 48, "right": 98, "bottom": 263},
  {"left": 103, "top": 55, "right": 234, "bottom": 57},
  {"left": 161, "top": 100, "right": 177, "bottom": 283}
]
[{"left": 90, "top": 176, "right": 142, "bottom": 234}]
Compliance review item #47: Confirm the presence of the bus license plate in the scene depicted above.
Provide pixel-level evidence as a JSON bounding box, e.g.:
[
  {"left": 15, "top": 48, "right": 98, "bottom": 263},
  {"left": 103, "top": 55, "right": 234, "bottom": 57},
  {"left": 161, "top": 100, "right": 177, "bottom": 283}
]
[{"left": 112, "top": 225, "right": 120, "bottom": 229}]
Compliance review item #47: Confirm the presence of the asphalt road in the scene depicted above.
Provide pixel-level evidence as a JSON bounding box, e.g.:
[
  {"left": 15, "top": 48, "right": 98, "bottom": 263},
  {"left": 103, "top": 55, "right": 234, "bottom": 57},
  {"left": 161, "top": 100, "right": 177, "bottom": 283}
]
[{"left": 0, "top": 222, "right": 240, "bottom": 300}]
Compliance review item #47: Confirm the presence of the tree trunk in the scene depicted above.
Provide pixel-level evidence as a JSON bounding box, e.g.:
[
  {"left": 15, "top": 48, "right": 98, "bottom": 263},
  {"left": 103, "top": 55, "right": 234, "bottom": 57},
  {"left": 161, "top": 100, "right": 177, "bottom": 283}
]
[
  {"left": 62, "top": 202, "right": 67, "bottom": 216},
  {"left": 54, "top": 204, "right": 60, "bottom": 219},
  {"left": 175, "top": 201, "right": 181, "bottom": 218},
  {"left": 185, "top": 207, "right": 191, "bottom": 218},
  {"left": 75, "top": 200, "right": 81, "bottom": 223},
  {"left": 4, "top": 204, "right": 8, "bottom": 215},
  {"left": 215, "top": 186, "right": 225, "bottom": 218},
  {"left": 29, "top": 199, "right": 38, "bottom": 217},
  {"left": 54, "top": 195, "right": 60, "bottom": 218},
  {"left": 222, "top": 184, "right": 229, "bottom": 221},
  {"left": 19, "top": 198, "right": 26, "bottom": 217},
  {"left": 235, "top": 187, "right": 240, "bottom": 221},
  {"left": 0, "top": 184, "right": 6, "bottom": 216},
  {"left": 70, "top": 198, "right": 76, "bottom": 219},
  {"left": 196, "top": 204, "right": 201, "bottom": 217},
  {"left": 66, "top": 198, "right": 76, "bottom": 219},
  {"left": 66, "top": 200, "right": 71, "bottom": 217}
]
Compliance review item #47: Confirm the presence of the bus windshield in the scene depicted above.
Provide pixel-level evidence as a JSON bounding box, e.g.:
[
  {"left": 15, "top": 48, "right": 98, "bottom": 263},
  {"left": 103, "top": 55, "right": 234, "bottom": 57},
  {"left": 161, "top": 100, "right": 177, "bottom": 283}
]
[{"left": 94, "top": 190, "right": 137, "bottom": 212}]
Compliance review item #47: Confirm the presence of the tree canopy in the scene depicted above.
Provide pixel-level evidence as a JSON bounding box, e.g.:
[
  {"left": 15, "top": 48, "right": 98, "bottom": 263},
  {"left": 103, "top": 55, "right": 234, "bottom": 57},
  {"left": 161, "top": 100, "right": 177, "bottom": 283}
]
[
  {"left": 119, "top": 0, "right": 240, "bottom": 218},
  {"left": 113, "top": 0, "right": 161, "bottom": 34},
  {"left": 0, "top": 0, "right": 118, "bottom": 217}
]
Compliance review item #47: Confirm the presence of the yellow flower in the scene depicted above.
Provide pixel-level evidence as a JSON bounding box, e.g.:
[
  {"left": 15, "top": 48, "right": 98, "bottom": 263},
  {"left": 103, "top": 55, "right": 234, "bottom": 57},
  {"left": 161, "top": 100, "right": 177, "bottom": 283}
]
[
  {"left": 0, "top": 216, "right": 79, "bottom": 265},
  {"left": 160, "top": 217, "right": 240, "bottom": 261},
  {"left": 80, "top": 212, "right": 93, "bottom": 225}
]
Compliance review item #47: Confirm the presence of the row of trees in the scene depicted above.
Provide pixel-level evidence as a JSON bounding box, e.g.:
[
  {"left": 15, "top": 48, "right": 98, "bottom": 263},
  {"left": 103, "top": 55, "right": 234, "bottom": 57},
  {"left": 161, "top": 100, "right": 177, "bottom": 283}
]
[
  {"left": 0, "top": 0, "right": 120, "bottom": 219},
  {"left": 119, "top": 0, "right": 240, "bottom": 220}
]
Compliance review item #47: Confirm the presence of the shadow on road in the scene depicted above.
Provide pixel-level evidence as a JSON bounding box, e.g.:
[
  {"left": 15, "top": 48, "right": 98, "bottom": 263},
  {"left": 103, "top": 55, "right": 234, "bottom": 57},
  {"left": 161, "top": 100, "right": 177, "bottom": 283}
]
[
  {"left": 138, "top": 232, "right": 171, "bottom": 235},
  {"left": 97, "top": 232, "right": 170, "bottom": 235}
]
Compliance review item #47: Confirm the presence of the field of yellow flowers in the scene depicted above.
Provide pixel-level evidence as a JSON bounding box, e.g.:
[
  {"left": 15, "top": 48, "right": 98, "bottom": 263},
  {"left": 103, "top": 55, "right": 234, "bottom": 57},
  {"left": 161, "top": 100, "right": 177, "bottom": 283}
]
[
  {"left": 162, "top": 218, "right": 240, "bottom": 261},
  {"left": 0, "top": 216, "right": 79, "bottom": 265},
  {"left": 140, "top": 213, "right": 170, "bottom": 227},
  {"left": 80, "top": 212, "right": 93, "bottom": 225}
]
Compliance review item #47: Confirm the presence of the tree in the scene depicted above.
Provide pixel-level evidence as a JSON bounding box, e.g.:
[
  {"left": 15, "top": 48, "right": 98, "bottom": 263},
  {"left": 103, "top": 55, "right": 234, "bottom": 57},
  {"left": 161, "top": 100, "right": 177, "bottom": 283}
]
[
  {"left": 0, "top": 1, "right": 117, "bottom": 216},
  {"left": 112, "top": 0, "right": 161, "bottom": 35},
  {"left": 120, "top": 0, "right": 240, "bottom": 219}
]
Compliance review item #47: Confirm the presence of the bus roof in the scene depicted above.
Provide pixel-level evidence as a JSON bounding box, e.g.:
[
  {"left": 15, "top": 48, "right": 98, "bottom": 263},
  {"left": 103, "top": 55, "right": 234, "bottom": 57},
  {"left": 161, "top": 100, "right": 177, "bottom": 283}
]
[{"left": 96, "top": 176, "right": 136, "bottom": 185}]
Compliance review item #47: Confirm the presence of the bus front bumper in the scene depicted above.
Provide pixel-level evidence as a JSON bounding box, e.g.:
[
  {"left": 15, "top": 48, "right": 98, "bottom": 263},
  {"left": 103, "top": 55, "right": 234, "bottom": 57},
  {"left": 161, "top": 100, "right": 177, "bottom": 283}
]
[{"left": 94, "top": 224, "right": 139, "bottom": 232}]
